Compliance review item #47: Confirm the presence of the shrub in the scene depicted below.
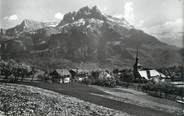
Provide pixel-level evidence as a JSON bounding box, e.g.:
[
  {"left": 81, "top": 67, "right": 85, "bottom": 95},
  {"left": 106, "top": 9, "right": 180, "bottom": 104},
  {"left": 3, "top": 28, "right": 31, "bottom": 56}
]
[
  {"left": 94, "top": 77, "right": 117, "bottom": 87},
  {"left": 81, "top": 71, "right": 117, "bottom": 87},
  {"left": 91, "top": 71, "right": 100, "bottom": 80},
  {"left": 141, "top": 82, "right": 183, "bottom": 99},
  {"left": 7, "top": 74, "right": 18, "bottom": 83},
  {"left": 82, "top": 78, "right": 92, "bottom": 85}
]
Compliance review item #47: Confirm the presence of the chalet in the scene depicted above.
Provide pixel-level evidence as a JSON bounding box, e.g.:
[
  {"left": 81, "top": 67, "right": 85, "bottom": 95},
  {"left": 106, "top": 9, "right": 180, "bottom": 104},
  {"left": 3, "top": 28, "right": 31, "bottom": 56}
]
[
  {"left": 70, "top": 68, "right": 89, "bottom": 81},
  {"left": 77, "top": 69, "right": 89, "bottom": 81},
  {"left": 51, "top": 69, "right": 71, "bottom": 83},
  {"left": 133, "top": 49, "right": 166, "bottom": 83}
]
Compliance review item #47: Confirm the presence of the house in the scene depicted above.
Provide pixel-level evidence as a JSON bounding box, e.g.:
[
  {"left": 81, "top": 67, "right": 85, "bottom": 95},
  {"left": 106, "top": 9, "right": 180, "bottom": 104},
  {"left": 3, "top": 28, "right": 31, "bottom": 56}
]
[
  {"left": 69, "top": 68, "right": 89, "bottom": 81},
  {"left": 50, "top": 69, "right": 71, "bottom": 83},
  {"left": 133, "top": 49, "right": 166, "bottom": 82},
  {"left": 77, "top": 69, "right": 89, "bottom": 81}
]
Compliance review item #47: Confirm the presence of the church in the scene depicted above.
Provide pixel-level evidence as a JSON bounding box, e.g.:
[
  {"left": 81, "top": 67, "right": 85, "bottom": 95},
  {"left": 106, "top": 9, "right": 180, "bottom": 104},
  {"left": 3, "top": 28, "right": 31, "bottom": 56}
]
[{"left": 133, "top": 49, "right": 166, "bottom": 83}]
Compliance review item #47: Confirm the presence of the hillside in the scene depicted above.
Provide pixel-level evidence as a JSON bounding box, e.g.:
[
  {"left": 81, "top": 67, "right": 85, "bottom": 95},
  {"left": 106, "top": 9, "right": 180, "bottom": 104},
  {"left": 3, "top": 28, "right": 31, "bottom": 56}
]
[
  {"left": 0, "top": 83, "right": 128, "bottom": 116},
  {"left": 0, "top": 6, "right": 182, "bottom": 69}
]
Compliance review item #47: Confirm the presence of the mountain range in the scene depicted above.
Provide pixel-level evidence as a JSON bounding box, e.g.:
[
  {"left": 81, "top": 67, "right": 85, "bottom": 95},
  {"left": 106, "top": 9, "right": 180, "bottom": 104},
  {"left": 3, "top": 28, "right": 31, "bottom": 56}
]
[{"left": 0, "top": 6, "right": 183, "bottom": 69}]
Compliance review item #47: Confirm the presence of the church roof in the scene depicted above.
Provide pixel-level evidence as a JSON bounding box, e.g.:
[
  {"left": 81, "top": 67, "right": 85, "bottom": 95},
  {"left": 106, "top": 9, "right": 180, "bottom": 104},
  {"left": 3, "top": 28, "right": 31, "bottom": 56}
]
[
  {"left": 138, "top": 70, "right": 149, "bottom": 80},
  {"left": 138, "top": 69, "right": 166, "bottom": 80}
]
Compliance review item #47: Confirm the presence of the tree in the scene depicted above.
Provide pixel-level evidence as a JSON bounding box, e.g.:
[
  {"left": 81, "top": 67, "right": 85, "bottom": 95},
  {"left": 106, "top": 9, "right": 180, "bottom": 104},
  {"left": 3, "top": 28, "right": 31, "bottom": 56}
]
[{"left": 69, "top": 69, "right": 77, "bottom": 82}]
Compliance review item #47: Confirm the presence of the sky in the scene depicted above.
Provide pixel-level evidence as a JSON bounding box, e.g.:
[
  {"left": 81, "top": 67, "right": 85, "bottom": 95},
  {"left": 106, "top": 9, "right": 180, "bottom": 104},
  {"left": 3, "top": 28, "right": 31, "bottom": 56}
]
[{"left": 0, "top": 0, "right": 183, "bottom": 46}]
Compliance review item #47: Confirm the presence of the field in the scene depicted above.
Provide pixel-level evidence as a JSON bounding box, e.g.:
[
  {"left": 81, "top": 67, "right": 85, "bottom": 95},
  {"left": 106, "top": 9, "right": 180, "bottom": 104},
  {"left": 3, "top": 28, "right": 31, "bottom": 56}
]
[
  {"left": 90, "top": 85, "right": 181, "bottom": 113},
  {"left": 2, "top": 81, "right": 179, "bottom": 116},
  {"left": 0, "top": 83, "right": 130, "bottom": 116}
]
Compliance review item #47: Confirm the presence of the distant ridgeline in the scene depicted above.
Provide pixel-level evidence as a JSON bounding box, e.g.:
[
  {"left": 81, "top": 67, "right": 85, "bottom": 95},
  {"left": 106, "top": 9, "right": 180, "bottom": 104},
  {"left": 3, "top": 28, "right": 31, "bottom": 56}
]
[{"left": 0, "top": 6, "right": 183, "bottom": 69}]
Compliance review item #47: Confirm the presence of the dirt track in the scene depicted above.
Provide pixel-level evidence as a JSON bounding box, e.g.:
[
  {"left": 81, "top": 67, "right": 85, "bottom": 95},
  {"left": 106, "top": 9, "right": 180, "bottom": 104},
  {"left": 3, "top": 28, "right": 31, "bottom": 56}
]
[{"left": 90, "top": 85, "right": 180, "bottom": 113}]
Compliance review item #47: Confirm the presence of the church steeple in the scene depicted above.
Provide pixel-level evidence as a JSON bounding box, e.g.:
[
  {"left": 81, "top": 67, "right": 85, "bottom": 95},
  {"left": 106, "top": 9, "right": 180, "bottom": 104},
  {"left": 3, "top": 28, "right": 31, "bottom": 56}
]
[
  {"left": 0, "top": 28, "right": 3, "bottom": 35},
  {"left": 133, "top": 48, "right": 141, "bottom": 80},
  {"left": 134, "top": 48, "right": 139, "bottom": 69}
]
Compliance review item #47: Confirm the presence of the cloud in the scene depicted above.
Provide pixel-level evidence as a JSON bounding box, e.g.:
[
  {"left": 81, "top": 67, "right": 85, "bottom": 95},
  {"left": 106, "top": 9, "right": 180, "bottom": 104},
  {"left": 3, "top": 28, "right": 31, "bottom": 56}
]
[
  {"left": 123, "top": 2, "right": 144, "bottom": 28},
  {"left": 124, "top": 1, "right": 135, "bottom": 25},
  {"left": 146, "top": 18, "right": 183, "bottom": 34},
  {"left": 4, "top": 14, "right": 18, "bottom": 21},
  {"left": 136, "top": 20, "right": 144, "bottom": 28},
  {"left": 144, "top": 18, "right": 183, "bottom": 47},
  {"left": 54, "top": 12, "right": 64, "bottom": 20}
]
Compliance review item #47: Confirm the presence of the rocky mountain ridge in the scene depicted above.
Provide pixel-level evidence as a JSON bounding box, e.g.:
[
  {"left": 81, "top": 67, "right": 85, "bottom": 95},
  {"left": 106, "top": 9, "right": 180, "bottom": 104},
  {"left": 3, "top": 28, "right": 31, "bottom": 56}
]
[{"left": 0, "top": 6, "right": 182, "bottom": 69}]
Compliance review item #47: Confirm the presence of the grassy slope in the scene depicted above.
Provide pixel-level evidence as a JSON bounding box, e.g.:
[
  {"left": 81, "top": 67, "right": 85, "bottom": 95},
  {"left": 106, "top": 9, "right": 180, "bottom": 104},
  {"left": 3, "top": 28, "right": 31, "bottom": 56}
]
[
  {"left": 15, "top": 82, "right": 176, "bottom": 116},
  {"left": 0, "top": 83, "right": 127, "bottom": 116}
]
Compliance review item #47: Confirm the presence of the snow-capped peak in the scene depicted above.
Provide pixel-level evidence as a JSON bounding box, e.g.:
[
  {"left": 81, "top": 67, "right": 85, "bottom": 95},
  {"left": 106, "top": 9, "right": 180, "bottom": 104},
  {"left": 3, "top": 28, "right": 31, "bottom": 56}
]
[
  {"left": 106, "top": 15, "right": 134, "bottom": 29},
  {"left": 57, "top": 6, "right": 134, "bottom": 30}
]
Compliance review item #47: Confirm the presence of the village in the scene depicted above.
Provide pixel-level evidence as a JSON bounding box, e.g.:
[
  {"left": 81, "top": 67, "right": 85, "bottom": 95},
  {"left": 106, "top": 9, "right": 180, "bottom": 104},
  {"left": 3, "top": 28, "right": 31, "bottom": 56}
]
[
  {"left": 0, "top": 40, "right": 183, "bottom": 115},
  {"left": 0, "top": 54, "right": 183, "bottom": 116},
  {"left": 0, "top": 49, "right": 183, "bottom": 99}
]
